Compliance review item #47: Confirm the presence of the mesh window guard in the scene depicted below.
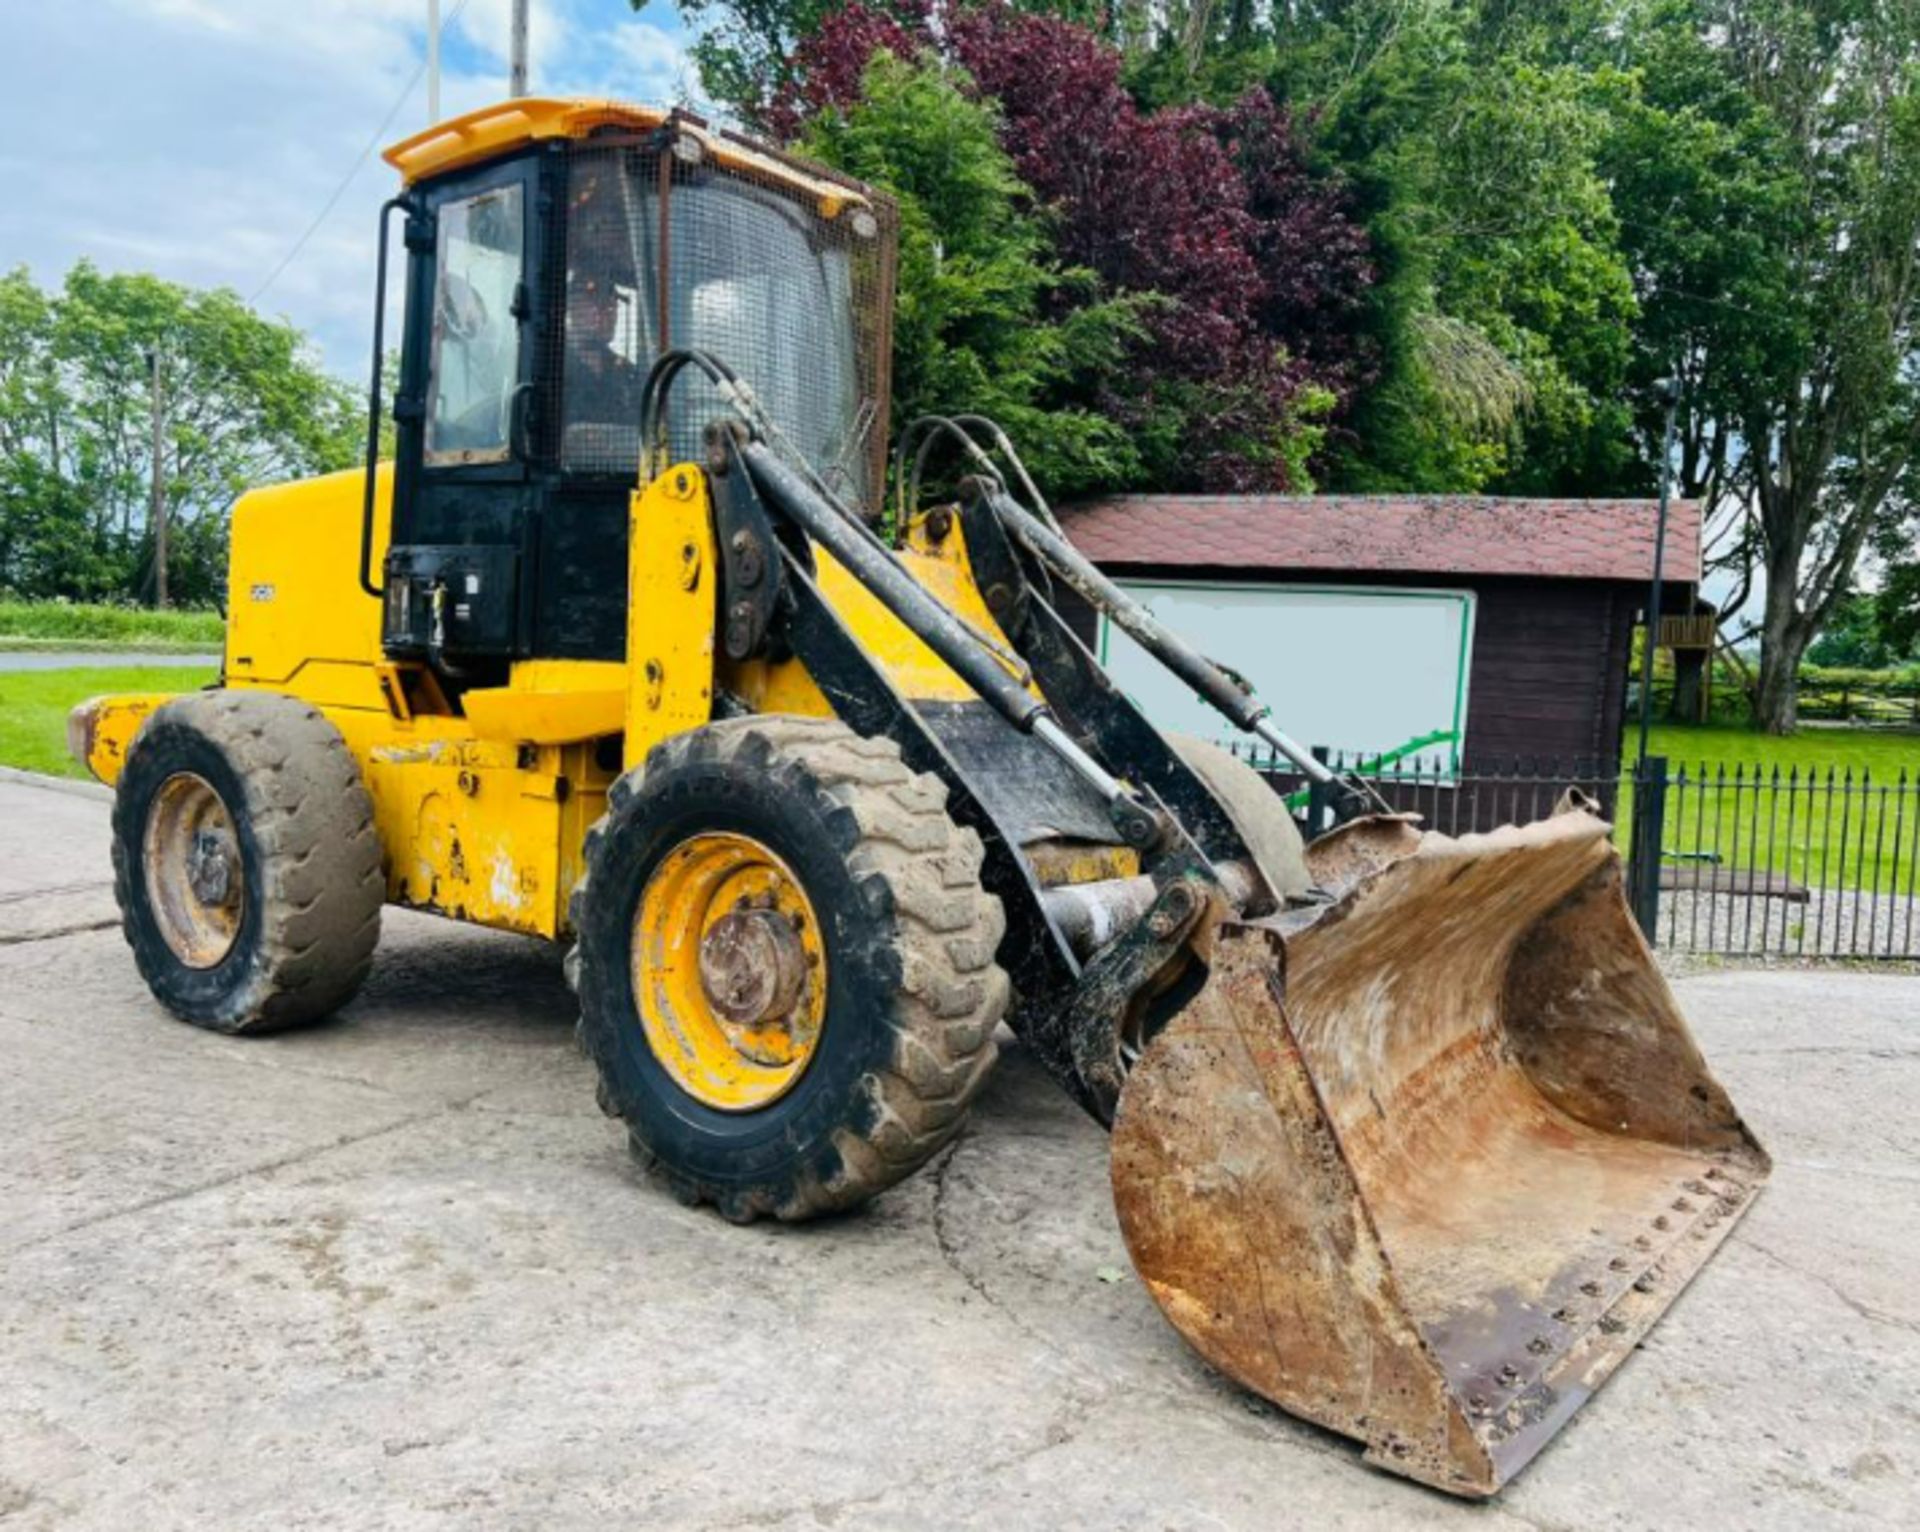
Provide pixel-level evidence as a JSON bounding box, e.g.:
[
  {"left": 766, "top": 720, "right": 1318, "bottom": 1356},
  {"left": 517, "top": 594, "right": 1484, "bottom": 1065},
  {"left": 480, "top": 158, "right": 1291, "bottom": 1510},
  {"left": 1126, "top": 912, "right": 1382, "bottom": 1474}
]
[{"left": 557, "top": 130, "right": 896, "bottom": 516}]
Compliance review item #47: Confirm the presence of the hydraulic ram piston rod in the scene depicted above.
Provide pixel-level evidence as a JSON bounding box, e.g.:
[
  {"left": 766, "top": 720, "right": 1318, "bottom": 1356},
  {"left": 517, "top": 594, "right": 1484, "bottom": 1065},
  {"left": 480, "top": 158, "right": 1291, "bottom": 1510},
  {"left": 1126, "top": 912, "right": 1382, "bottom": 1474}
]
[{"left": 739, "top": 443, "right": 1160, "bottom": 843}]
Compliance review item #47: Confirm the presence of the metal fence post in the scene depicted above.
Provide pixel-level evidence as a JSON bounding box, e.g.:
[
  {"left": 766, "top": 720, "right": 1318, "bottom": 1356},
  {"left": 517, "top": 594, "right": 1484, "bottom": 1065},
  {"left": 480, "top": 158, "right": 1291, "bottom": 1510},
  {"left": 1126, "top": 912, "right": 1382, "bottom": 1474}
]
[
  {"left": 1306, "top": 745, "right": 1333, "bottom": 839},
  {"left": 1630, "top": 754, "right": 1669, "bottom": 939}
]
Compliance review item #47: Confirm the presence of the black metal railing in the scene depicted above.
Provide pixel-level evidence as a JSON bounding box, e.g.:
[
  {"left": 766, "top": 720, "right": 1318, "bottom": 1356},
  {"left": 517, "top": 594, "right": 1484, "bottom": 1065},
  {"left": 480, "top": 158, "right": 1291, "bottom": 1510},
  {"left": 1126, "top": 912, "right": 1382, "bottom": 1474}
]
[{"left": 1228, "top": 742, "right": 1920, "bottom": 961}]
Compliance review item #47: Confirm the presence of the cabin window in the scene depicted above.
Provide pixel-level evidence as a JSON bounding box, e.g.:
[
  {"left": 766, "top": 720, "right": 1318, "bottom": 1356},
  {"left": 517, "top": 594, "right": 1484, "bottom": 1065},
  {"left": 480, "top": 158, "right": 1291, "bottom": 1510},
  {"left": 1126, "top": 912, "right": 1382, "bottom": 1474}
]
[{"left": 425, "top": 185, "right": 525, "bottom": 466}]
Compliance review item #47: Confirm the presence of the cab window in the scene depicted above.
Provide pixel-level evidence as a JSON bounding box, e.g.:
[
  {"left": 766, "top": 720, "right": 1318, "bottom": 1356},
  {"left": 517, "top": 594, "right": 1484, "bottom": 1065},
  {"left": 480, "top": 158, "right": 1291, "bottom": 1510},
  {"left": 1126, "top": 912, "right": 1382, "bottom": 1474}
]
[{"left": 425, "top": 185, "right": 524, "bottom": 465}]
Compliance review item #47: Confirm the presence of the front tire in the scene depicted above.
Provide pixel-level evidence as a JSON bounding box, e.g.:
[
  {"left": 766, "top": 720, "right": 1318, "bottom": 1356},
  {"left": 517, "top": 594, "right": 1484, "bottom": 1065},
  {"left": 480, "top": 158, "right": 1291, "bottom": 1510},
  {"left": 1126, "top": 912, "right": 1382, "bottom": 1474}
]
[
  {"left": 111, "top": 690, "right": 384, "bottom": 1034},
  {"left": 571, "top": 716, "right": 1008, "bottom": 1222}
]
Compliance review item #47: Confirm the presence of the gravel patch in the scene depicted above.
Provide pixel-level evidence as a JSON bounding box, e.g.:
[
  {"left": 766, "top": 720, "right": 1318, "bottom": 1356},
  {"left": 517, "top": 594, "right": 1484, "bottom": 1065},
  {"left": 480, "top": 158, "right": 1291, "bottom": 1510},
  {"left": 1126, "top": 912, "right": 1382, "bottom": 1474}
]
[{"left": 1654, "top": 879, "right": 1920, "bottom": 962}]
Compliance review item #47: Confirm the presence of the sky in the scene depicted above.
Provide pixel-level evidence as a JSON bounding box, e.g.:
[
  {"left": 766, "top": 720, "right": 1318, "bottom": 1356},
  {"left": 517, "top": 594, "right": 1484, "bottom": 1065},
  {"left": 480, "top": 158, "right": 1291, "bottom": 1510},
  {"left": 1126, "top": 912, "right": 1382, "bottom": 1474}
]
[
  {"left": 0, "top": 0, "right": 1762, "bottom": 624},
  {"left": 0, "top": 0, "right": 708, "bottom": 377}
]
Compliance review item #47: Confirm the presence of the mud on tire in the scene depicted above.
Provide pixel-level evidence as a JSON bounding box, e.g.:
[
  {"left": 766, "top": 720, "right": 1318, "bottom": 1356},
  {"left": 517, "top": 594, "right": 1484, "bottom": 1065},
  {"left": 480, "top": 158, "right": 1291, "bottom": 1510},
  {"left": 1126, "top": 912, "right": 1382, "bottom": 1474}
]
[
  {"left": 111, "top": 690, "right": 384, "bottom": 1034},
  {"left": 569, "top": 715, "right": 1009, "bottom": 1222}
]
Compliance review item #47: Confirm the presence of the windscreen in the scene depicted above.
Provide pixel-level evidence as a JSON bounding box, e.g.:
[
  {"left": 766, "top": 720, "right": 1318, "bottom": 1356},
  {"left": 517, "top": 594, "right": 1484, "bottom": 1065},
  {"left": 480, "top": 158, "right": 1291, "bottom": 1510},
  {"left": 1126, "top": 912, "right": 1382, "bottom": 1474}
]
[{"left": 559, "top": 140, "right": 892, "bottom": 513}]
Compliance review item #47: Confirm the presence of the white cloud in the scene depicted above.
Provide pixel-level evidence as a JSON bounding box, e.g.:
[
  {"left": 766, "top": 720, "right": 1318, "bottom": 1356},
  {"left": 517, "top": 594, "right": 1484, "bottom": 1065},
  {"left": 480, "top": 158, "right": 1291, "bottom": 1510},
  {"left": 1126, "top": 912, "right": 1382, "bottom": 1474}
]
[
  {"left": 607, "top": 19, "right": 703, "bottom": 100},
  {"left": 4, "top": 0, "right": 699, "bottom": 375},
  {"left": 452, "top": 0, "right": 572, "bottom": 77}
]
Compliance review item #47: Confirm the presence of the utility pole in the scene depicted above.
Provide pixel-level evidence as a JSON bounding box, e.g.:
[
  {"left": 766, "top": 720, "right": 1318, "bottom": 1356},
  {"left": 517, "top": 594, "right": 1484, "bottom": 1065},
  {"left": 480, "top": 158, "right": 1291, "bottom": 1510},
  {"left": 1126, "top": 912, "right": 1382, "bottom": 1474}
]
[
  {"left": 508, "top": 0, "right": 528, "bottom": 96},
  {"left": 147, "top": 347, "right": 169, "bottom": 610},
  {"left": 426, "top": 0, "right": 441, "bottom": 123}
]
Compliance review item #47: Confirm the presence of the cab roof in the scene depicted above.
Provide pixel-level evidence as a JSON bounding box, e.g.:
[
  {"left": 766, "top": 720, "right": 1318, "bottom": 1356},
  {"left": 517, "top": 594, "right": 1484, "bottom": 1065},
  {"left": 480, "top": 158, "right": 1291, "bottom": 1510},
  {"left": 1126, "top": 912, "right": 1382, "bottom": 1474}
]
[{"left": 381, "top": 97, "right": 870, "bottom": 217}]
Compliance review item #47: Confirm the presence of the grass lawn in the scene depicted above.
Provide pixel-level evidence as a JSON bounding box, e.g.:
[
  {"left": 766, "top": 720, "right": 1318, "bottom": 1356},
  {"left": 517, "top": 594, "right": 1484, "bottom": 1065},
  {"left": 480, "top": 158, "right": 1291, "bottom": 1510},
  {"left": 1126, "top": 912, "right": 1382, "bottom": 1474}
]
[
  {"left": 0, "top": 666, "right": 215, "bottom": 778},
  {"left": 1644, "top": 720, "right": 1920, "bottom": 777},
  {"left": 7, "top": 665, "right": 1916, "bottom": 897},
  {"left": 1623, "top": 722, "right": 1920, "bottom": 897},
  {"left": 0, "top": 600, "right": 224, "bottom": 652}
]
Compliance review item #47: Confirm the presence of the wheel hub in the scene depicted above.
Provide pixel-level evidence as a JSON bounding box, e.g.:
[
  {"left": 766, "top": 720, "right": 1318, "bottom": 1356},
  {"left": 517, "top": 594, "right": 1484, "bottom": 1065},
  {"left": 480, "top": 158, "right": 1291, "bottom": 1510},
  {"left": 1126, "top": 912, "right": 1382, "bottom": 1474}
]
[
  {"left": 187, "top": 829, "right": 235, "bottom": 906},
  {"left": 632, "top": 832, "right": 827, "bottom": 1111},
  {"left": 698, "top": 906, "right": 809, "bottom": 1031},
  {"left": 143, "top": 771, "right": 245, "bottom": 969}
]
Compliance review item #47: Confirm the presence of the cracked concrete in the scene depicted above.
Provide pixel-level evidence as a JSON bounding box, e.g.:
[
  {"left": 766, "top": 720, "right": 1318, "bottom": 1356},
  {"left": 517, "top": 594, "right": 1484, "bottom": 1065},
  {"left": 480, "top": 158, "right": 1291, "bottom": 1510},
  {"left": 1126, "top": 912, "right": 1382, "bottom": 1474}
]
[{"left": 0, "top": 774, "right": 1916, "bottom": 1530}]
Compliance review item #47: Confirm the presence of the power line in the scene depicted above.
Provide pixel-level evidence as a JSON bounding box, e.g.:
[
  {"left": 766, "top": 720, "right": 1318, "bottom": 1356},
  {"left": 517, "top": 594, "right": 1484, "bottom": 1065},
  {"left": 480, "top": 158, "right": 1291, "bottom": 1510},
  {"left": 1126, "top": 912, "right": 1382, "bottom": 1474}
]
[{"left": 250, "top": 0, "right": 473, "bottom": 306}]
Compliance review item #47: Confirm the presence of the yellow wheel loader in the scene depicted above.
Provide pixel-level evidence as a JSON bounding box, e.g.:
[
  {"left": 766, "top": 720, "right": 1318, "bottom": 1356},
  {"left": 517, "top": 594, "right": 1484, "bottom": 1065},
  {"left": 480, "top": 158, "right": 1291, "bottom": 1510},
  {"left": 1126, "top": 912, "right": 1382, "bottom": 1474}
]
[{"left": 70, "top": 98, "right": 1767, "bottom": 1497}]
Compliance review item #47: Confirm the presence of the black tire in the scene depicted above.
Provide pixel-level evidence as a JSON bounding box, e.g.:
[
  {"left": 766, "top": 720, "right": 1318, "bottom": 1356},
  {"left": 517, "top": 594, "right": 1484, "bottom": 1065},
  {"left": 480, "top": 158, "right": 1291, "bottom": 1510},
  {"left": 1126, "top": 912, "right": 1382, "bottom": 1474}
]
[
  {"left": 111, "top": 690, "right": 384, "bottom": 1034},
  {"left": 1167, "top": 732, "right": 1310, "bottom": 902},
  {"left": 570, "top": 715, "right": 1008, "bottom": 1222}
]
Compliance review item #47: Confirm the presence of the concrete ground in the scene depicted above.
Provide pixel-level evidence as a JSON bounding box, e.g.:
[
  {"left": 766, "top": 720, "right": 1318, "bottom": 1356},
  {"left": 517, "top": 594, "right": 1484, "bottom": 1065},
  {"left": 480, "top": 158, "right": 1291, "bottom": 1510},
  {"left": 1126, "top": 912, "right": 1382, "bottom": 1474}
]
[{"left": 0, "top": 772, "right": 1914, "bottom": 1531}]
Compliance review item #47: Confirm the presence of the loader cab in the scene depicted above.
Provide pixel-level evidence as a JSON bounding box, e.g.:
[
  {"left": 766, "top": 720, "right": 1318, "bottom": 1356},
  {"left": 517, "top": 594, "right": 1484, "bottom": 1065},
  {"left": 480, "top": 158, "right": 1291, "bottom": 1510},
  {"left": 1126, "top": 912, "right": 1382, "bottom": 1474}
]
[{"left": 372, "top": 100, "right": 894, "bottom": 686}]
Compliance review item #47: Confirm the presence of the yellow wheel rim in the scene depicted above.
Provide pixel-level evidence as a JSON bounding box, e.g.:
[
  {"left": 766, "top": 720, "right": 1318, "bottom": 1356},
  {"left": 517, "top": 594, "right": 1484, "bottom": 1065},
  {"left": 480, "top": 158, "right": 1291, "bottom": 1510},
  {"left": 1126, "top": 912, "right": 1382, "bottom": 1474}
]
[
  {"left": 143, "top": 771, "right": 246, "bottom": 969},
  {"left": 633, "top": 831, "right": 828, "bottom": 1112}
]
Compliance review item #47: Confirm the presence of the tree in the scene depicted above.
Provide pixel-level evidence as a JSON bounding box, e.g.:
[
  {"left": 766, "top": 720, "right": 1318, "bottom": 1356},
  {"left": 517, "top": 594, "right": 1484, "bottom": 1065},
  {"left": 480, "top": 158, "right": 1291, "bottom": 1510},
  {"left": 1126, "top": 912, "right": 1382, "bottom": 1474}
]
[
  {"left": 0, "top": 263, "right": 361, "bottom": 606},
  {"left": 1806, "top": 589, "right": 1904, "bottom": 666},
  {"left": 779, "top": 2, "right": 1371, "bottom": 490},
  {"left": 1605, "top": 0, "right": 1920, "bottom": 731},
  {"left": 1739, "top": 1, "right": 1920, "bottom": 732},
  {"left": 1873, "top": 513, "right": 1920, "bottom": 657},
  {"left": 638, "top": 0, "right": 1915, "bottom": 706},
  {"left": 1245, "top": 5, "right": 1639, "bottom": 492},
  {"left": 800, "top": 52, "right": 1147, "bottom": 498}
]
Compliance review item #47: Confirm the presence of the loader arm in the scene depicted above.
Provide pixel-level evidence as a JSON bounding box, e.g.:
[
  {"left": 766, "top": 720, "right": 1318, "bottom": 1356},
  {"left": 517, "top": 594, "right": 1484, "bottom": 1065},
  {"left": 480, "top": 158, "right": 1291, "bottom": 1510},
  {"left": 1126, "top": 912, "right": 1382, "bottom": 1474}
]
[
  {"left": 624, "top": 416, "right": 1279, "bottom": 1121},
  {"left": 671, "top": 392, "right": 1769, "bottom": 1500}
]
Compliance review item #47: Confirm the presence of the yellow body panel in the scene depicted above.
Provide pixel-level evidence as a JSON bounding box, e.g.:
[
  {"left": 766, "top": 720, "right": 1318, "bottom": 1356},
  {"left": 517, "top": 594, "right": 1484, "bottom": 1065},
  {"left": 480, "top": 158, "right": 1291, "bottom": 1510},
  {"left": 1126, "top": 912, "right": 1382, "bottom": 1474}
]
[
  {"left": 223, "top": 463, "right": 390, "bottom": 709},
  {"left": 71, "top": 693, "right": 171, "bottom": 785},
  {"left": 77, "top": 463, "right": 1027, "bottom": 943},
  {"left": 464, "top": 661, "right": 627, "bottom": 745},
  {"left": 625, "top": 469, "right": 720, "bottom": 771},
  {"left": 723, "top": 496, "right": 1035, "bottom": 719},
  {"left": 350, "top": 727, "right": 613, "bottom": 935}
]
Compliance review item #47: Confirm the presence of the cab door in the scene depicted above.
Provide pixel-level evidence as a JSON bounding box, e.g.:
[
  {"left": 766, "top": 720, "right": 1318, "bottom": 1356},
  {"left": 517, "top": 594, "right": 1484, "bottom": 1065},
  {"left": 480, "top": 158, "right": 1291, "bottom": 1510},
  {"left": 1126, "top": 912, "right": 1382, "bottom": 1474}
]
[{"left": 385, "top": 151, "right": 547, "bottom": 672}]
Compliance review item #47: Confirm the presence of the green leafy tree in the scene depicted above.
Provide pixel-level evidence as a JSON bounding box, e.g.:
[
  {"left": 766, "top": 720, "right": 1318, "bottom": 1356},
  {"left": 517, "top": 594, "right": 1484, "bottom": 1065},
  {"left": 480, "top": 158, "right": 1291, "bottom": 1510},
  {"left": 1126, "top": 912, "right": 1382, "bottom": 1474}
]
[
  {"left": 1806, "top": 590, "right": 1905, "bottom": 667},
  {"left": 1605, "top": 0, "right": 1920, "bottom": 731},
  {"left": 1873, "top": 513, "right": 1920, "bottom": 657},
  {"left": 1269, "top": 11, "right": 1638, "bottom": 491},
  {"left": 0, "top": 263, "right": 361, "bottom": 607},
  {"left": 801, "top": 51, "right": 1148, "bottom": 499},
  {"left": 641, "top": 0, "right": 1916, "bottom": 717}
]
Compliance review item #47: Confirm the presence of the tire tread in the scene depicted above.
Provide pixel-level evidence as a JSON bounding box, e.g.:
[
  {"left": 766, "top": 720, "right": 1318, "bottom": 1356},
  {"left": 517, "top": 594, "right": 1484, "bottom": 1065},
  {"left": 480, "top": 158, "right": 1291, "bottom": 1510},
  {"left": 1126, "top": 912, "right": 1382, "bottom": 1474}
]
[
  {"left": 570, "top": 715, "right": 1006, "bottom": 1222},
  {"left": 111, "top": 691, "right": 384, "bottom": 1034}
]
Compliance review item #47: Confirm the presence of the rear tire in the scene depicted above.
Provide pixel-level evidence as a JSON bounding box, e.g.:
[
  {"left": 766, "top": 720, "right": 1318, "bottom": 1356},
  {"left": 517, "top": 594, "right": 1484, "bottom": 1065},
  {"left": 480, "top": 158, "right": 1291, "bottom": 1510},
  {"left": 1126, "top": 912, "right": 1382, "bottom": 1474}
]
[
  {"left": 570, "top": 716, "right": 1008, "bottom": 1222},
  {"left": 111, "top": 691, "right": 384, "bottom": 1034}
]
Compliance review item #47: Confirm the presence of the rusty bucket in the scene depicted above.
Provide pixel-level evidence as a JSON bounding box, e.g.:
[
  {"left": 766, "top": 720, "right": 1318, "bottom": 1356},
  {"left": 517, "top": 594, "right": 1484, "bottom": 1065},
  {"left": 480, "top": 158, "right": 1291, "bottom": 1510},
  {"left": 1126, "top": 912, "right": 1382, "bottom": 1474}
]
[{"left": 1110, "top": 808, "right": 1769, "bottom": 1497}]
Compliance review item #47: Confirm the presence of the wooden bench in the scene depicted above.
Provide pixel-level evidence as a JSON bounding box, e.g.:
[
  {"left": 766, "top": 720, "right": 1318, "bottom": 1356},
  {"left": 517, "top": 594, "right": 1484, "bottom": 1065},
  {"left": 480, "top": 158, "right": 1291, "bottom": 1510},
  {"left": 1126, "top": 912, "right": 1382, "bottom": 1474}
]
[{"left": 1657, "top": 866, "right": 1810, "bottom": 903}]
